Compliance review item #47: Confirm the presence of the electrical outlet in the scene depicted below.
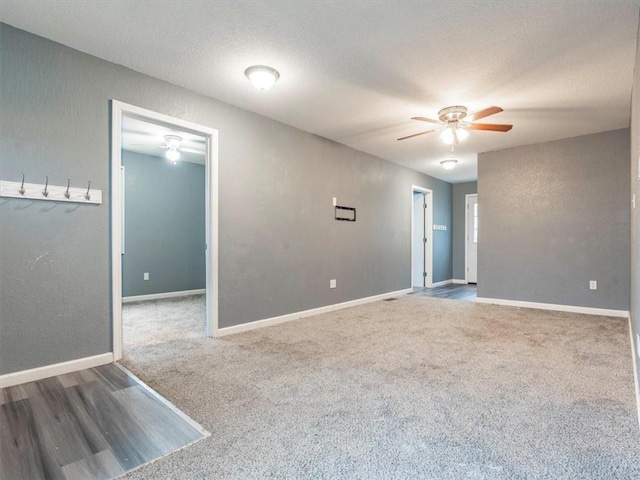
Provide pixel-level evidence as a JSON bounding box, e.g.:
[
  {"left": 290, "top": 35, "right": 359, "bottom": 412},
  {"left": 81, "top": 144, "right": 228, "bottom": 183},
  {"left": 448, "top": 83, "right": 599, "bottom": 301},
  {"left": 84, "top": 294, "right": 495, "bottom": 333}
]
[
  {"left": 589, "top": 280, "right": 597, "bottom": 290},
  {"left": 333, "top": 197, "right": 337, "bottom": 206},
  {"left": 330, "top": 279, "right": 336, "bottom": 289},
  {"left": 144, "top": 272, "right": 149, "bottom": 281}
]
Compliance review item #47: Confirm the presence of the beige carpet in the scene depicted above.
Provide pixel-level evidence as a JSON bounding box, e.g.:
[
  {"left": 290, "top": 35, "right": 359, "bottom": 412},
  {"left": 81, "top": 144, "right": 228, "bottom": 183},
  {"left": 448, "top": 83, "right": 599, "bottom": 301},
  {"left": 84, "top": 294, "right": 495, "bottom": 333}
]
[{"left": 121, "top": 295, "right": 640, "bottom": 479}]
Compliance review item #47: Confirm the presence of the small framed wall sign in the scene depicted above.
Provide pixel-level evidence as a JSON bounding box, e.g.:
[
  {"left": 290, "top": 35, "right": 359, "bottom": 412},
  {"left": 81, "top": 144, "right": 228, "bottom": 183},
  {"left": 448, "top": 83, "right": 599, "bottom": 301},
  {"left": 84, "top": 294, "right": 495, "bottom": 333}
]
[{"left": 335, "top": 206, "right": 356, "bottom": 222}]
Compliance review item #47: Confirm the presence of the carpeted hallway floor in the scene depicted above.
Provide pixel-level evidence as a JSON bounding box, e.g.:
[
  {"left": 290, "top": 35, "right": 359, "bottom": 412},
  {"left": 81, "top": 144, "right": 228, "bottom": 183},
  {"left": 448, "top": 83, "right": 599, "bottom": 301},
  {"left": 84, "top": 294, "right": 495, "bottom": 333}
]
[{"left": 121, "top": 295, "right": 640, "bottom": 479}]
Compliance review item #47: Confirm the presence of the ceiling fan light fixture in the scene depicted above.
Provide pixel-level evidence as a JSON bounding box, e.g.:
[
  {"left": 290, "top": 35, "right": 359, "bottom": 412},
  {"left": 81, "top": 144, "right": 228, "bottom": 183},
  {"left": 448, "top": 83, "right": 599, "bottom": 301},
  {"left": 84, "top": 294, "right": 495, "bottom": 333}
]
[
  {"left": 440, "top": 159, "right": 458, "bottom": 170},
  {"left": 440, "top": 124, "right": 469, "bottom": 145},
  {"left": 245, "top": 65, "right": 280, "bottom": 91}
]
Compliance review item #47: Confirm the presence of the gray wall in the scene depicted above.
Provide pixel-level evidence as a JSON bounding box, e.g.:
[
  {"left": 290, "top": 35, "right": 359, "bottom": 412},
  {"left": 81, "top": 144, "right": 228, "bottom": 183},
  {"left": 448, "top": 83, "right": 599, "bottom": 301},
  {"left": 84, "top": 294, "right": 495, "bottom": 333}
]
[
  {"left": 122, "top": 151, "right": 205, "bottom": 297},
  {"left": 478, "top": 129, "right": 630, "bottom": 310},
  {"left": 630, "top": 20, "right": 639, "bottom": 388},
  {"left": 452, "top": 182, "right": 477, "bottom": 280},
  {"left": 0, "top": 24, "right": 452, "bottom": 374}
]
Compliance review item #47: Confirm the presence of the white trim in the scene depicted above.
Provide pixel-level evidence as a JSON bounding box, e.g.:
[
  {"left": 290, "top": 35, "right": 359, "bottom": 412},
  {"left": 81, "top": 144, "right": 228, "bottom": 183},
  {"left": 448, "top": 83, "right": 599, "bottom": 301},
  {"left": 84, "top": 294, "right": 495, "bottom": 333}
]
[
  {"left": 452, "top": 279, "right": 468, "bottom": 284},
  {"left": 629, "top": 317, "right": 640, "bottom": 430},
  {"left": 0, "top": 353, "right": 113, "bottom": 388},
  {"left": 476, "top": 297, "right": 629, "bottom": 318},
  {"left": 465, "top": 193, "right": 477, "bottom": 283},
  {"left": 216, "top": 288, "right": 413, "bottom": 337},
  {"left": 411, "top": 186, "right": 433, "bottom": 288},
  {"left": 430, "top": 279, "right": 453, "bottom": 288},
  {"left": 111, "top": 100, "right": 219, "bottom": 361},
  {"left": 122, "top": 289, "right": 206, "bottom": 304}
]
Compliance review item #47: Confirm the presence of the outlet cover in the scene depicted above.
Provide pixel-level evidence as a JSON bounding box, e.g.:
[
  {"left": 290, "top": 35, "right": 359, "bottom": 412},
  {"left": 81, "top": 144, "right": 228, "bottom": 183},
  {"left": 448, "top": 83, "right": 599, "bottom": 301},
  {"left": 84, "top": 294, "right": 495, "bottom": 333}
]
[
  {"left": 589, "top": 280, "right": 597, "bottom": 290},
  {"left": 333, "top": 197, "right": 337, "bottom": 206},
  {"left": 144, "top": 272, "right": 149, "bottom": 281},
  {"left": 330, "top": 279, "right": 336, "bottom": 289}
]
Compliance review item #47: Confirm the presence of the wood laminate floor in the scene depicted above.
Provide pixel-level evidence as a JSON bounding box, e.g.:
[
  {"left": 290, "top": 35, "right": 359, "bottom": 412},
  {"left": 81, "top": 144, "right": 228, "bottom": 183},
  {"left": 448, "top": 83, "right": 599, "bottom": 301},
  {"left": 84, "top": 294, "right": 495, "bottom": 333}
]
[
  {"left": 410, "top": 283, "right": 477, "bottom": 301},
  {"left": 0, "top": 363, "right": 207, "bottom": 480}
]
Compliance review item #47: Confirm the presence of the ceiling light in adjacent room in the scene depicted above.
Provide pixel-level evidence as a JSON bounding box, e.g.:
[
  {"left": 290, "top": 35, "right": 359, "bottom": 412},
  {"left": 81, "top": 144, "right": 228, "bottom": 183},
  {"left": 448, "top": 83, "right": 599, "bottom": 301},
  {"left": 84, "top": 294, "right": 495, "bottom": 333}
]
[
  {"left": 440, "top": 159, "right": 458, "bottom": 170},
  {"left": 245, "top": 65, "right": 280, "bottom": 91},
  {"left": 166, "top": 147, "right": 180, "bottom": 163}
]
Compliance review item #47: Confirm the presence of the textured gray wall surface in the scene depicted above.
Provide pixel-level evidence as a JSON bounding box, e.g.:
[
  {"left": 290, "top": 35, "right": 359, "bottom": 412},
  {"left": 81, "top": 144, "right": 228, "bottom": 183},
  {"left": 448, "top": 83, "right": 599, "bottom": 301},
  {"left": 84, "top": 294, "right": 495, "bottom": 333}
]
[
  {"left": 452, "top": 182, "right": 477, "bottom": 280},
  {"left": 478, "top": 129, "right": 630, "bottom": 310},
  {"left": 0, "top": 25, "right": 452, "bottom": 374},
  {"left": 630, "top": 23, "right": 639, "bottom": 388},
  {"left": 122, "top": 151, "right": 205, "bottom": 297}
]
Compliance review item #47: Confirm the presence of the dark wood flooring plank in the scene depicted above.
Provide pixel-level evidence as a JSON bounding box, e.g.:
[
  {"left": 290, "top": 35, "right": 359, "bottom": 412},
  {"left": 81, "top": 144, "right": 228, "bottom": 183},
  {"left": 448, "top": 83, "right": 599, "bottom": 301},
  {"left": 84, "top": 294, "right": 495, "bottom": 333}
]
[
  {"left": 71, "top": 380, "right": 163, "bottom": 470},
  {"left": 410, "top": 284, "right": 477, "bottom": 301},
  {"left": 111, "top": 385, "right": 203, "bottom": 454},
  {"left": 0, "top": 398, "right": 59, "bottom": 480},
  {"left": 61, "top": 449, "right": 124, "bottom": 480},
  {"left": 1, "top": 364, "right": 206, "bottom": 480},
  {"left": 92, "top": 364, "right": 138, "bottom": 392},
  {"left": 23, "top": 377, "right": 97, "bottom": 468},
  {"left": 58, "top": 369, "right": 99, "bottom": 389}
]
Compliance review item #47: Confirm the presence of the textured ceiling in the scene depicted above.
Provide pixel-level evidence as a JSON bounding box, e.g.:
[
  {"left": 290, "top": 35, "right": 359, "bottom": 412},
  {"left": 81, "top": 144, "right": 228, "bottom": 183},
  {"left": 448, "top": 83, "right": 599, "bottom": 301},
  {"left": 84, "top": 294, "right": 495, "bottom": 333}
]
[{"left": 2, "top": 1, "right": 639, "bottom": 183}]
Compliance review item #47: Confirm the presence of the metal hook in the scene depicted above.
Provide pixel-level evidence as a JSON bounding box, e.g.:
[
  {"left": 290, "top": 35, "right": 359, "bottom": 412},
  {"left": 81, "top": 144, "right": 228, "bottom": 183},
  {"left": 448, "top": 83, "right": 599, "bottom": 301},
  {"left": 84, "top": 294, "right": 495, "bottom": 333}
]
[
  {"left": 64, "top": 178, "right": 71, "bottom": 199},
  {"left": 84, "top": 180, "right": 91, "bottom": 201},
  {"left": 19, "top": 173, "right": 26, "bottom": 195},
  {"left": 42, "top": 176, "right": 49, "bottom": 197}
]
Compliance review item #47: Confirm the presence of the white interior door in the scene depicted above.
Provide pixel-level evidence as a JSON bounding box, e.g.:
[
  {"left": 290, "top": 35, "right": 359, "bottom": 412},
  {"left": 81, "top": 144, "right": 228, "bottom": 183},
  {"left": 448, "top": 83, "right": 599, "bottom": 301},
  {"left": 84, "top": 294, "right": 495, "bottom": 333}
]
[
  {"left": 412, "top": 192, "right": 425, "bottom": 287},
  {"left": 466, "top": 194, "right": 478, "bottom": 283}
]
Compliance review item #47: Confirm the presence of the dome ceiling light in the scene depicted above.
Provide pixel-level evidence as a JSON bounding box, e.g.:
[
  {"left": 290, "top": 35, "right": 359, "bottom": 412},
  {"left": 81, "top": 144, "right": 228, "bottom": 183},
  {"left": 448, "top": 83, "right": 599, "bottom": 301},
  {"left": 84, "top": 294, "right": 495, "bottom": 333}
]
[{"left": 245, "top": 65, "right": 280, "bottom": 91}]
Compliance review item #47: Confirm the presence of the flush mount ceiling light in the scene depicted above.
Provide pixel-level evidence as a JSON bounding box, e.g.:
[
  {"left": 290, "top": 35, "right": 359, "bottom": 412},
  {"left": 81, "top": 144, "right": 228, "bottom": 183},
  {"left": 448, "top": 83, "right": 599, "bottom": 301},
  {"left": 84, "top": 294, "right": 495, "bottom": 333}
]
[
  {"left": 245, "top": 65, "right": 280, "bottom": 91},
  {"left": 164, "top": 135, "right": 182, "bottom": 163},
  {"left": 440, "top": 144, "right": 459, "bottom": 170},
  {"left": 440, "top": 158, "right": 458, "bottom": 170}
]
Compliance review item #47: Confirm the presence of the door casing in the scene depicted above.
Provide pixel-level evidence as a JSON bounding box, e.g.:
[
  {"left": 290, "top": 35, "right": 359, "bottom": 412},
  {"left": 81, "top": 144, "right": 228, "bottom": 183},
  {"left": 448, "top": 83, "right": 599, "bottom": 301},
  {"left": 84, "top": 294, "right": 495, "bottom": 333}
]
[
  {"left": 110, "top": 100, "right": 219, "bottom": 360},
  {"left": 411, "top": 186, "right": 433, "bottom": 288}
]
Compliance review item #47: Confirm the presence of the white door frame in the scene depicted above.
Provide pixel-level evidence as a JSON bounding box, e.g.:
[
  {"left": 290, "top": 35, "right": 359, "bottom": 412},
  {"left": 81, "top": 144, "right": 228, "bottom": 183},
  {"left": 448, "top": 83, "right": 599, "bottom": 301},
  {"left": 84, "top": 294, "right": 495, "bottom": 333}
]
[
  {"left": 110, "top": 100, "right": 219, "bottom": 361},
  {"left": 410, "top": 186, "right": 433, "bottom": 288},
  {"left": 464, "top": 193, "right": 477, "bottom": 284}
]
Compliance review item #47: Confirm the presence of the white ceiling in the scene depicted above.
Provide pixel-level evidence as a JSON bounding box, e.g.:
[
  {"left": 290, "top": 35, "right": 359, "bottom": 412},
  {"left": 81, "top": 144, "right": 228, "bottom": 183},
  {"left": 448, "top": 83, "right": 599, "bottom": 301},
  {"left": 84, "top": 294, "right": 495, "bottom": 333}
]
[
  {"left": 2, "top": 1, "right": 639, "bottom": 183},
  {"left": 122, "top": 116, "right": 206, "bottom": 165}
]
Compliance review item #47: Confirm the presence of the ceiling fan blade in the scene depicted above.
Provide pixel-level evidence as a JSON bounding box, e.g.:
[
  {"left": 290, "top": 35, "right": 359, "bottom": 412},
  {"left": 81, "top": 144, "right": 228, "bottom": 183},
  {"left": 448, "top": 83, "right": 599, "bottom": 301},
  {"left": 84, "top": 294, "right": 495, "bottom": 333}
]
[
  {"left": 467, "top": 106, "right": 503, "bottom": 122},
  {"left": 411, "top": 116, "right": 440, "bottom": 124},
  {"left": 469, "top": 123, "right": 513, "bottom": 132},
  {"left": 181, "top": 147, "right": 205, "bottom": 155},
  {"left": 397, "top": 129, "right": 436, "bottom": 141}
]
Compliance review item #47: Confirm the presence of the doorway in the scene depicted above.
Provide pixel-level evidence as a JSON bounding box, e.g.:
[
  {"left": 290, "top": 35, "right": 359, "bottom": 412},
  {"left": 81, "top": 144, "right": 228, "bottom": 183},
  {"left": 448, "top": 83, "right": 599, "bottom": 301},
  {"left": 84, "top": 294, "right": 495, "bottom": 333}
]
[
  {"left": 465, "top": 194, "right": 478, "bottom": 284},
  {"left": 411, "top": 186, "right": 433, "bottom": 288},
  {"left": 111, "top": 101, "right": 219, "bottom": 361}
]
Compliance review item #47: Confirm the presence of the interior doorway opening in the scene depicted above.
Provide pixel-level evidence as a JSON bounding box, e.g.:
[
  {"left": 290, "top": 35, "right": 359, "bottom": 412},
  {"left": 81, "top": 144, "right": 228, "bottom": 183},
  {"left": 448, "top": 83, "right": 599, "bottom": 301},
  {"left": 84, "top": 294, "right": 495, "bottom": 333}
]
[
  {"left": 465, "top": 193, "right": 478, "bottom": 284},
  {"left": 111, "top": 101, "right": 219, "bottom": 361},
  {"left": 411, "top": 186, "right": 433, "bottom": 288}
]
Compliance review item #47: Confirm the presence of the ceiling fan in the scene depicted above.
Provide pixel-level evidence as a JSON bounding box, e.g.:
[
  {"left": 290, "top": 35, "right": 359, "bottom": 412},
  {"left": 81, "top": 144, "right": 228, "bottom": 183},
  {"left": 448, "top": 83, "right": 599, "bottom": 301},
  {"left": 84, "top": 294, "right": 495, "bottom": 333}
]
[
  {"left": 131, "top": 135, "right": 205, "bottom": 163},
  {"left": 397, "top": 106, "right": 513, "bottom": 144}
]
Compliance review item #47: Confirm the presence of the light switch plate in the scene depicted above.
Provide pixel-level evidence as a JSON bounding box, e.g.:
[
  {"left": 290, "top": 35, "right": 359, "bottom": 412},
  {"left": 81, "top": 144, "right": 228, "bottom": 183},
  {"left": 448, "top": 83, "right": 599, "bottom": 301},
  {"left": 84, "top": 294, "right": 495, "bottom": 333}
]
[
  {"left": 330, "top": 279, "right": 336, "bottom": 289},
  {"left": 589, "top": 280, "right": 597, "bottom": 290}
]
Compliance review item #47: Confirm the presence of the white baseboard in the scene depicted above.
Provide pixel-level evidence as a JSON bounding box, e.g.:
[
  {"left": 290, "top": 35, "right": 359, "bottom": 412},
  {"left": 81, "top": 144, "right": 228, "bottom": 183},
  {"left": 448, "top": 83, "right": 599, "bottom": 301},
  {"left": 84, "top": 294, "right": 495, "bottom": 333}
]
[
  {"left": 430, "top": 279, "right": 452, "bottom": 287},
  {"left": 629, "top": 317, "right": 640, "bottom": 430},
  {"left": 452, "top": 279, "right": 467, "bottom": 284},
  {"left": 0, "top": 352, "right": 114, "bottom": 388},
  {"left": 476, "top": 297, "right": 629, "bottom": 318},
  {"left": 216, "top": 288, "right": 413, "bottom": 337},
  {"left": 122, "top": 289, "right": 205, "bottom": 304}
]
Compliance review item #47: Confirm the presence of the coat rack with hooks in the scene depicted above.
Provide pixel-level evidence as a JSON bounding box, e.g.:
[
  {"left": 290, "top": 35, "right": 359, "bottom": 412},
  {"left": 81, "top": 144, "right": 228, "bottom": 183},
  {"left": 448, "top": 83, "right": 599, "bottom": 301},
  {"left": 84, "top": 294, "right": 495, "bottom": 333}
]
[{"left": 0, "top": 174, "right": 102, "bottom": 205}]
